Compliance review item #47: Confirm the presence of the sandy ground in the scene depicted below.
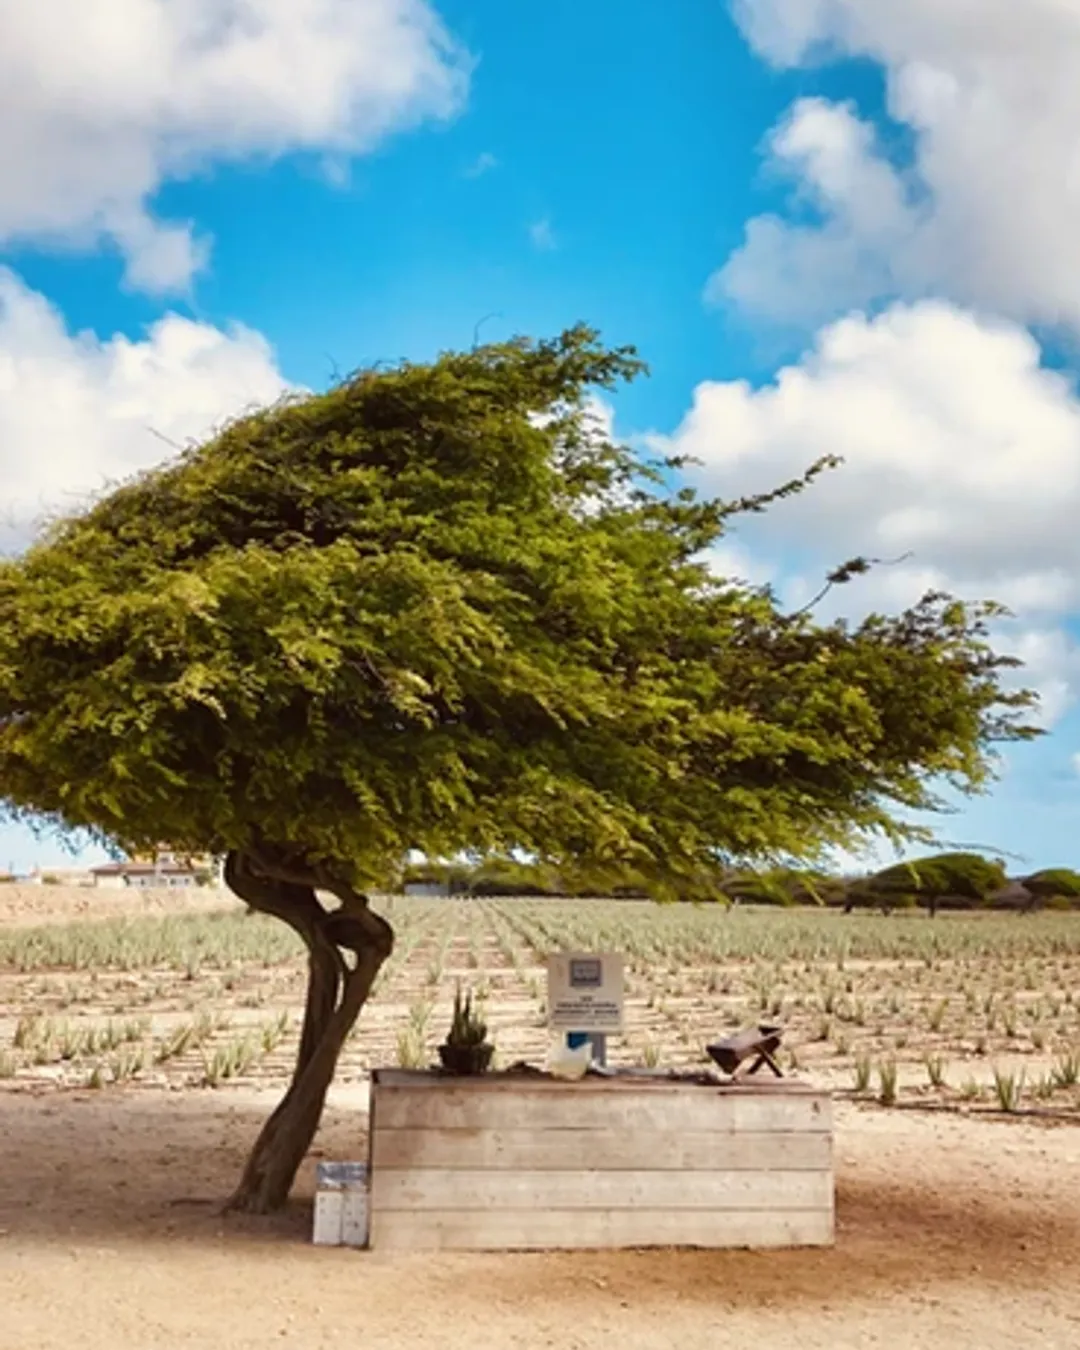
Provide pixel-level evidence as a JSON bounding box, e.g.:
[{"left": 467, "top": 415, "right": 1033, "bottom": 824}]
[
  {"left": 1, "top": 886, "right": 1078, "bottom": 1349},
  {"left": 1, "top": 1087, "right": 1078, "bottom": 1350}
]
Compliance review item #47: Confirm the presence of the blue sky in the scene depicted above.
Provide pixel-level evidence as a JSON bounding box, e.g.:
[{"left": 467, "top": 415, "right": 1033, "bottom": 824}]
[{"left": 2, "top": 1, "right": 1080, "bottom": 875}]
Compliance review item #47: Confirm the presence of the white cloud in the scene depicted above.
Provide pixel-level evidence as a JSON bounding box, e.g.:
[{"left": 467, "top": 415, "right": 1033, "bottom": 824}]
[
  {"left": 529, "top": 218, "right": 557, "bottom": 251},
  {"left": 1005, "top": 628, "right": 1080, "bottom": 729},
  {"left": 710, "top": 98, "right": 920, "bottom": 326},
  {"left": 655, "top": 300, "right": 1080, "bottom": 726},
  {"left": 720, "top": 0, "right": 1080, "bottom": 330},
  {"left": 699, "top": 540, "right": 777, "bottom": 593},
  {"left": 663, "top": 302, "right": 1080, "bottom": 589},
  {"left": 581, "top": 393, "right": 615, "bottom": 444},
  {"left": 0, "top": 267, "right": 294, "bottom": 548},
  {"left": 0, "top": 1, "right": 470, "bottom": 293},
  {"left": 464, "top": 151, "right": 498, "bottom": 179}
]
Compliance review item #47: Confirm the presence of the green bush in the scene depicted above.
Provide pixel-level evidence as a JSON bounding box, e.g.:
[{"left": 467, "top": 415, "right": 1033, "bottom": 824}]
[
  {"left": 985, "top": 886, "right": 1033, "bottom": 912},
  {"left": 1022, "top": 868, "right": 1080, "bottom": 899},
  {"left": 790, "top": 874, "right": 847, "bottom": 907},
  {"left": 401, "top": 857, "right": 655, "bottom": 898},
  {"left": 843, "top": 886, "right": 920, "bottom": 913},
  {"left": 723, "top": 871, "right": 795, "bottom": 906},
  {"left": 719, "top": 868, "right": 842, "bottom": 908},
  {"left": 402, "top": 864, "right": 451, "bottom": 887},
  {"left": 823, "top": 884, "right": 853, "bottom": 908},
  {"left": 864, "top": 852, "right": 1006, "bottom": 907},
  {"left": 465, "top": 860, "right": 560, "bottom": 897},
  {"left": 932, "top": 891, "right": 985, "bottom": 911}
]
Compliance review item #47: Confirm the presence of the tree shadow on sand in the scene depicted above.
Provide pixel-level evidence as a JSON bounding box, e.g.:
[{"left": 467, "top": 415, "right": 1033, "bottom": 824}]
[{"left": 0, "top": 1087, "right": 1075, "bottom": 1313}]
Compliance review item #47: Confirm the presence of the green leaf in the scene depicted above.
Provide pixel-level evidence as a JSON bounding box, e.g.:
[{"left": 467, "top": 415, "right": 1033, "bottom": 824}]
[{"left": 0, "top": 326, "right": 1041, "bottom": 881}]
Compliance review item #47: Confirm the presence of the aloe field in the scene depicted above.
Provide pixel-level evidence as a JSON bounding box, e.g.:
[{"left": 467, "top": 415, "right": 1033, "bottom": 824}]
[{"left": 2, "top": 893, "right": 1078, "bottom": 1116}]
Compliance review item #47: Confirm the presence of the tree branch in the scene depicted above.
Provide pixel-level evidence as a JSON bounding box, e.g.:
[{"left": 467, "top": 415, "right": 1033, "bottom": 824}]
[
  {"left": 785, "top": 552, "right": 914, "bottom": 622},
  {"left": 240, "top": 842, "right": 391, "bottom": 955}
]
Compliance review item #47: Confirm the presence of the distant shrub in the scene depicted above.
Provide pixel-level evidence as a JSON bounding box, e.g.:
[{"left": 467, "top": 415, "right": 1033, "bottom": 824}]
[
  {"left": 883, "top": 852, "right": 1005, "bottom": 898},
  {"left": 861, "top": 852, "right": 1006, "bottom": 912},
  {"left": 401, "top": 858, "right": 652, "bottom": 898},
  {"left": 1022, "top": 868, "right": 1080, "bottom": 899},
  {"left": 720, "top": 868, "right": 842, "bottom": 908},
  {"left": 466, "top": 861, "right": 561, "bottom": 897},
  {"left": 933, "top": 891, "right": 985, "bottom": 911},
  {"left": 823, "top": 884, "right": 853, "bottom": 909},
  {"left": 403, "top": 864, "right": 452, "bottom": 887},
  {"left": 577, "top": 883, "right": 651, "bottom": 900},
  {"left": 843, "top": 886, "right": 920, "bottom": 914},
  {"left": 564, "top": 863, "right": 653, "bottom": 899},
  {"left": 785, "top": 871, "right": 846, "bottom": 907},
  {"left": 722, "top": 871, "right": 796, "bottom": 906}
]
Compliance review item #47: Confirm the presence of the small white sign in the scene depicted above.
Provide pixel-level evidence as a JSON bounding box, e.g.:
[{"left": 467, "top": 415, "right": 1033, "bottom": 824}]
[{"left": 547, "top": 952, "right": 625, "bottom": 1033}]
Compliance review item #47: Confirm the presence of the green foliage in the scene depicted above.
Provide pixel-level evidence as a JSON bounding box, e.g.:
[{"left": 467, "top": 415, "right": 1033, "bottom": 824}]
[
  {"left": 720, "top": 870, "right": 793, "bottom": 906},
  {"left": 0, "top": 910, "right": 300, "bottom": 972},
  {"left": 1052, "top": 1050, "right": 1080, "bottom": 1089},
  {"left": 0, "top": 326, "right": 1040, "bottom": 887},
  {"left": 722, "top": 867, "right": 842, "bottom": 907},
  {"left": 1022, "top": 868, "right": 1080, "bottom": 899},
  {"left": 446, "top": 985, "right": 488, "bottom": 1047},
  {"left": 857, "top": 852, "right": 1008, "bottom": 911},
  {"left": 991, "top": 1065, "right": 1025, "bottom": 1112},
  {"left": 465, "top": 858, "right": 561, "bottom": 897},
  {"left": 877, "top": 1058, "right": 899, "bottom": 1106}
]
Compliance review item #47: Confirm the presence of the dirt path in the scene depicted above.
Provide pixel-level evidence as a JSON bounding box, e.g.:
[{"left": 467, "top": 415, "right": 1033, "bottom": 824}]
[{"left": 1, "top": 1086, "right": 1078, "bottom": 1350}]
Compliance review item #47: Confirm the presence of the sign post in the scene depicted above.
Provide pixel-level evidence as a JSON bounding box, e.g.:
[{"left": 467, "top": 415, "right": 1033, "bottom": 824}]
[{"left": 546, "top": 952, "right": 624, "bottom": 1066}]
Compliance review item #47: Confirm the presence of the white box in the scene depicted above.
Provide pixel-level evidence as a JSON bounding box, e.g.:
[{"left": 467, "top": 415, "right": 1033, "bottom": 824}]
[
  {"left": 341, "top": 1188, "right": 369, "bottom": 1247},
  {"left": 312, "top": 1189, "right": 345, "bottom": 1246},
  {"left": 313, "top": 1162, "right": 369, "bottom": 1247}
]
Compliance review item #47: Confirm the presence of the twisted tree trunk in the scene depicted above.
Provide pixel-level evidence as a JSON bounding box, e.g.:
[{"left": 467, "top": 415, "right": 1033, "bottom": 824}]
[{"left": 222, "top": 846, "right": 394, "bottom": 1214}]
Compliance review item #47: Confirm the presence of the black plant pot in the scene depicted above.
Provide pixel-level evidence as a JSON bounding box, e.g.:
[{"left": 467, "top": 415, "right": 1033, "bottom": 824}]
[{"left": 438, "top": 1043, "right": 494, "bottom": 1075}]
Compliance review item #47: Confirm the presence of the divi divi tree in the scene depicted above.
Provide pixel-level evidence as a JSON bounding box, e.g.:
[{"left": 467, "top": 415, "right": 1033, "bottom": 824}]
[{"left": 0, "top": 327, "right": 1040, "bottom": 1211}]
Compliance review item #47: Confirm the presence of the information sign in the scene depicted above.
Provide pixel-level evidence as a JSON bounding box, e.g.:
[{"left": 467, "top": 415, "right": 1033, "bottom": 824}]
[{"left": 546, "top": 951, "right": 624, "bottom": 1033}]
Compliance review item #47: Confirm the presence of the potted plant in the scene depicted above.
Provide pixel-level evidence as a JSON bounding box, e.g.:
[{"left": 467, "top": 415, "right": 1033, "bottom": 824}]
[{"left": 438, "top": 986, "right": 494, "bottom": 1075}]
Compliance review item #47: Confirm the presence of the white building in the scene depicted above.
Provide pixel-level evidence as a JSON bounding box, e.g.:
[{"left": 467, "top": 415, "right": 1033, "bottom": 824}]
[
  {"left": 90, "top": 849, "right": 213, "bottom": 889},
  {"left": 402, "top": 879, "right": 451, "bottom": 898}
]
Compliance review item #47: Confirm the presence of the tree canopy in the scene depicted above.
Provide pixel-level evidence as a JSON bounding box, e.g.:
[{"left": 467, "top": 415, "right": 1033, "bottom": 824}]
[
  {"left": 0, "top": 325, "right": 1042, "bottom": 1207},
  {"left": 864, "top": 852, "right": 1008, "bottom": 901},
  {"left": 1021, "top": 868, "right": 1080, "bottom": 901},
  {"left": 843, "top": 850, "right": 1009, "bottom": 913},
  {"left": 0, "top": 326, "right": 1039, "bottom": 889}
]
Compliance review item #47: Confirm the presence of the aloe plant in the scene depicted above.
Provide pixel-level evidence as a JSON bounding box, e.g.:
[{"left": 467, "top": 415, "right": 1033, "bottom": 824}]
[{"left": 446, "top": 985, "right": 488, "bottom": 1048}]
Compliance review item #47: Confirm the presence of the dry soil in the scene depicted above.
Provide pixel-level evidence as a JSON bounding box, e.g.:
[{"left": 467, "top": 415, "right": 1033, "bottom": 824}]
[{"left": 1, "top": 887, "right": 1078, "bottom": 1350}]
